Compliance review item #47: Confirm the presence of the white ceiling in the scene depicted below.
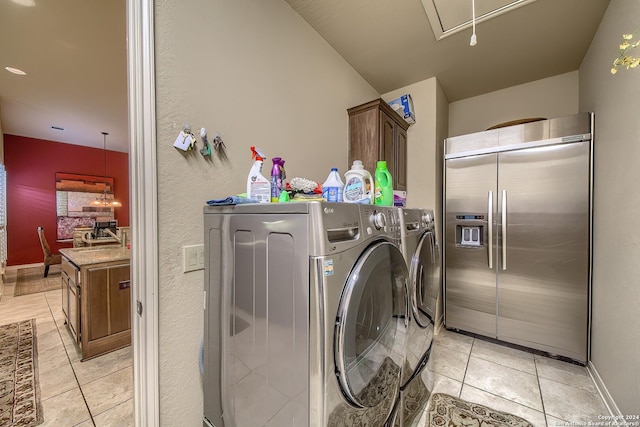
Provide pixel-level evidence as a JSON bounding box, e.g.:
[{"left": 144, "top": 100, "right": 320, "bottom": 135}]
[
  {"left": 0, "top": 0, "right": 128, "bottom": 152},
  {"left": 0, "top": 0, "right": 610, "bottom": 154},
  {"left": 284, "top": 0, "right": 610, "bottom": 99}
]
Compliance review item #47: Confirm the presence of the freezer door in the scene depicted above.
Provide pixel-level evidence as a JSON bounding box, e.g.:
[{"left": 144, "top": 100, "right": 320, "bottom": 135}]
[
  {"left": 497, "top": 141, "right": 590, "bottom": 362},
  {"left": 444, "top": 153, "right": 498, "bottom": 337}
]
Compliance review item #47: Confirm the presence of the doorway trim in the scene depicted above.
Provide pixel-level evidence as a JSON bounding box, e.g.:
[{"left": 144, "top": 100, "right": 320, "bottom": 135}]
[{"left": 127, "top": 0, "right": 159, "bottom": 425}]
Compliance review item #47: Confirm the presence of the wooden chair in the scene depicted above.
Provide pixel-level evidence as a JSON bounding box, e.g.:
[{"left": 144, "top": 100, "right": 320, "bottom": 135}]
[{"left": 37, "top": 226, "right": 61, "bottom": 277}]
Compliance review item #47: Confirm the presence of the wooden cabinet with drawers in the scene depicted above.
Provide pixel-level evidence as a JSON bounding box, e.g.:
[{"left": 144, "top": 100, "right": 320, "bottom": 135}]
[
  {"left": 347, "top": 99, "right": 409, "bottom": 191},
  {"left": 60, "top": 247, "right": 131, "bottom": 361}
]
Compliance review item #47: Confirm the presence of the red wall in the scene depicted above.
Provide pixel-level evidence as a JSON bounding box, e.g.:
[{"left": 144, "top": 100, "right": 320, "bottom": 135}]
[{"left": 4, "top": 134, "right": 130, "bottom": 266}]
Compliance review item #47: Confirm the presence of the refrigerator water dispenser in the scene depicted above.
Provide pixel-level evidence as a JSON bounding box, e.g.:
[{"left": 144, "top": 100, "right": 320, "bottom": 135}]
[{"left": 456, "top": 225, "right": 482, "bottom": 247}]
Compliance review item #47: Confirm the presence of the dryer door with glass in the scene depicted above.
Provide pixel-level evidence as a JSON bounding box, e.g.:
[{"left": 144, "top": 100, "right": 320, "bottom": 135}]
[
  {"left": 334, "top": 241, "right": 409, "bottom": 412},
  {"left": 411, "top": 230, "right": 440, "bottom": 329}
]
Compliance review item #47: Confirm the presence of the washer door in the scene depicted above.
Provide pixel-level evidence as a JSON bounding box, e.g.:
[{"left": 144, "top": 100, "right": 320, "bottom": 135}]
[
  {"left": 411, "top": 230, "right": 441, "bottom": 328},
  {"left": 334, "top": 241, "right": 409, "bottom": 409}
]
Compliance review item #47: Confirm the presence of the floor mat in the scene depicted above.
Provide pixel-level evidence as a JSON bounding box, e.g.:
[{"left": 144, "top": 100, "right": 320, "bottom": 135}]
[
  {"left": 0, "top": 319, "right": 43, "bottom": 426},
  {"left": 13, "top": 267, "right": 61, "bottom": 297},
  {"left": 427, "top": 393, "right": 534, "bottom": 427}
]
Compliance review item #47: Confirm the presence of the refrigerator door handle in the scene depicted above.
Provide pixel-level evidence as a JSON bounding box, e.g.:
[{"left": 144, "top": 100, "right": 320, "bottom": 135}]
[
  {"left": 502, "top": 189, "right": 507, "bottom": 270},
  {"left": 488, "top": 191, "right": 493, "bottom": 269}
]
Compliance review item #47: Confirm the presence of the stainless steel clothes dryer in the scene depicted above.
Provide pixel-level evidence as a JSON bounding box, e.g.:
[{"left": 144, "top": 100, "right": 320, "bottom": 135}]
[
  {"left": 395, "top": 208, "right": 441, "bottom": 427},
  {"left": 203, "top": 202, "right": 409, "bottom": 427}
]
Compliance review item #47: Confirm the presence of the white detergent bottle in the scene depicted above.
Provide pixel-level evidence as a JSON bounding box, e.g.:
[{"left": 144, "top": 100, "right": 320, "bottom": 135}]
[
  {"left": 343, "top": 160, "right": 373, "bottom": 204},
  {"left": 247, "top": 146, "right": 271, "bottom": 203},
  {"left": 322, "top": 167, "right": 344, "bottom": 202}
]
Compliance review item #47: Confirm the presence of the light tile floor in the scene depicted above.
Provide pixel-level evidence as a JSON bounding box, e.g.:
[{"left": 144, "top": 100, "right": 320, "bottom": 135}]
[
  {"left": 416, "top": 328, "right": 610, "bottom": 427},
  {"left": 0, "top": 265, "right": 134, "bottom": 427},
  {"left": 1, "top": 263, "right": 610, "bottom": 427}
]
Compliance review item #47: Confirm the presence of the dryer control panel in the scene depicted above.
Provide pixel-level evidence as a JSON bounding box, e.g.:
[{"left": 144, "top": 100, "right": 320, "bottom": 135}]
[{"left": 360, "top": 205, "right": 401, "bottom": 240}]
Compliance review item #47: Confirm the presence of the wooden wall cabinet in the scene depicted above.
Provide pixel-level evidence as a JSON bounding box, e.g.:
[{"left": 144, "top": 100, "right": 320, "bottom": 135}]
[{"left": 348, "top": 99, "right": 409, "bottom": 191}]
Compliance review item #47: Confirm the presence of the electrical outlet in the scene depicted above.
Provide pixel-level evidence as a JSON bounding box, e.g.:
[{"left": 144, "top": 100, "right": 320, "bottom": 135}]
[{"left": 183, "top": 244, "right": 205, "bottom": 273}]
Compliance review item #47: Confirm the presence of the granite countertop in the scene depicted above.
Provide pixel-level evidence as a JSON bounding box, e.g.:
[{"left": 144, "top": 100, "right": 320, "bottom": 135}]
[{"left": 60, "top": 246, "right": 131, "bottom": 267}]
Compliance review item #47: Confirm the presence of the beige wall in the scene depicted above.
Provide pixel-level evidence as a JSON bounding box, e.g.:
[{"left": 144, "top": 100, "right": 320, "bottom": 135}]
[
  {"left": 382, "top": 77, "right": 449, "bottom": 326},
  {"left": 579, "top": 0, "right": 640, "bottom": 414},
  {"left": 449, "top": 71, "right": 579, "bottom": 137},
  {"left": 154, "top": 1, "right": 378, "bottom": 424},
  {"left": 434, "top": 79, "right": 449, "bottom": 242},
  {"left": 382, "top": 78, "right": 440, "bottom": 211},
  {"left": 382, "top": 77, "right": 449, "bottom": 243}
]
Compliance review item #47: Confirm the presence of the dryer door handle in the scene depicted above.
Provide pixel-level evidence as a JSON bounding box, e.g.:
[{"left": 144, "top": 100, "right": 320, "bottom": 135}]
[{"left": 404, "top": 278, "right": 410, "bottom": 329}]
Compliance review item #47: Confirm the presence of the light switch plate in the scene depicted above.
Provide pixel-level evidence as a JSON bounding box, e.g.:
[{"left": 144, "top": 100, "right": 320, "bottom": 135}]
[{"left": 183, "top": 244, "right": 205, "bottom": 273}]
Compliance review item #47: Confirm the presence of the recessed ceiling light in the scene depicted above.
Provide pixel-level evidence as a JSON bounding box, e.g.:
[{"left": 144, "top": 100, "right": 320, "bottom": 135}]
[
  {"left": 4, "top": 67, "right": 27, "bottom": 76},
  {"left": 11, "top": 0, "right": 36, "bottom": 6},
  {"left": 51, "top": 126, "right": 64, "bottom": 131}
]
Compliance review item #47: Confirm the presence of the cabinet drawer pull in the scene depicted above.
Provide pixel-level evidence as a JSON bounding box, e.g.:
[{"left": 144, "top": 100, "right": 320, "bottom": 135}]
[{"left": 119, "top": 280, "right": 131, "bottom": 290}]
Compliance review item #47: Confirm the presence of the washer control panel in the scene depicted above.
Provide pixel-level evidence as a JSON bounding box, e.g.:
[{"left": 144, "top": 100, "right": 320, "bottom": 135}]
[{"left": 372, "top": 211, "right": 386, "bottom": 230}]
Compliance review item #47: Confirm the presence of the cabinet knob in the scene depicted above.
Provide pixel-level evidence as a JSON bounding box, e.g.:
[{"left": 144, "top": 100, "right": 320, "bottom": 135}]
[{"left": 119, "top": 280, "right": 131, "bottom": 290}]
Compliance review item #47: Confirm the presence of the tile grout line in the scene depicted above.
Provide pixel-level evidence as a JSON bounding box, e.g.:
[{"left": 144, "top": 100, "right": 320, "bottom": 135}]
[
  {"left": 462, "top": 382, "right": 547, "bottom": 417},
  {"left": 456, "top": 335, "right": 547, "bottom": 420},
  {"left": 533, "top": 356, "right": 549, "bottom": 427},
  {"left": 460, "top": 337, "right": 475, "bottom": 398},
  {"left": 44, "top": 292, "right": 97, "bottom": 427}
]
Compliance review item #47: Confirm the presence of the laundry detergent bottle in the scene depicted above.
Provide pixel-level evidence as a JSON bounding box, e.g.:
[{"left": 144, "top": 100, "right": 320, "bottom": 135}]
[
  {"left": 343, "top": 160, "right": 373, "bottom": 204},
  {"left": 322, "top": 168, "right": 344, "bottom": 202},
  {"left": 374, "top": 160, "right": 393, "bottom": 206},
  {"left": 247, "top": 146, "right": 271, "bottom": 203}
]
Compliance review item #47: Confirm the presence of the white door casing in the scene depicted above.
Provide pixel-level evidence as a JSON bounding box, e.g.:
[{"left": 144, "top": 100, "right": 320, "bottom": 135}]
[{"left": 126, "top": 0, "right": 159, "bottom": 425}]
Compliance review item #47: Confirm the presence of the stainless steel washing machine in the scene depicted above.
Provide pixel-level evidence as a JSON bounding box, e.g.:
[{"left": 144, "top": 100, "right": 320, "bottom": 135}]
[
  {"left": 394, "top": 208, "right": 441, "bottom": 426},
  {"left": 203, "top": 202, "right": 409, "bottom": 427}
]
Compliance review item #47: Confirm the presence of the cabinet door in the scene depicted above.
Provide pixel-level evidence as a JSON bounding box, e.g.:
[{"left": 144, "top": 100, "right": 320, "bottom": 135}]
[
  {"left": 348, "top": 107, "right": 380, "bottom": 176},
  {"left": 395, "top": 126, "right": 407, "bottom": 191},
  {"left": 380, "top": 111, "right": 395, "bottom": 180},
  {"left": 68, "top": 279, "right": 80, "bottom": 342},
  {"left": 86, "top": 267, "right": 109, "bottom": 341},
  {"left": 86, "top": 264, "right": 131, "bottom": 340},
  {"left": 61, "top": 271, "right": 69, "bottom": 321},
  {"left": 109, "top": 265, "right": 131, "bottom": 334}
]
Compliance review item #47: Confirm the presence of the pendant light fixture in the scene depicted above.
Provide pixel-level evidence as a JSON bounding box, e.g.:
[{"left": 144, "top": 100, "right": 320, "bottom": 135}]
[{"left": 91, "top": 132, "right": 121, "bottom": 208}]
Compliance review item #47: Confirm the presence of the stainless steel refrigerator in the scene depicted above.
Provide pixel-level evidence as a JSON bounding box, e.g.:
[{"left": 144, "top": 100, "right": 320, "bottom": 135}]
[{"left": 443, "top": 113, "right": 593, "bottom": 363}]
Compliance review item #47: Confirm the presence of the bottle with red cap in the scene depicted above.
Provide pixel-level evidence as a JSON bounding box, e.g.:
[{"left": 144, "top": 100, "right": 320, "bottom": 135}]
[{"left": 247, "top": 146, "right": 271, "bottom": 203}]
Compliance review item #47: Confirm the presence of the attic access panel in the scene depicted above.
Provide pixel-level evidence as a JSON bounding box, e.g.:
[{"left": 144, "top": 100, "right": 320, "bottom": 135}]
[{"left": 421, "top": 0, "right": 538, "bottom": 40}]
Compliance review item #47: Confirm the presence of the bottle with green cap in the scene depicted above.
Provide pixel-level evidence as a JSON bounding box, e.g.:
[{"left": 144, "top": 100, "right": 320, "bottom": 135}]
[{"left": 374, "top": 160, "right": 393, "bottom": 206}]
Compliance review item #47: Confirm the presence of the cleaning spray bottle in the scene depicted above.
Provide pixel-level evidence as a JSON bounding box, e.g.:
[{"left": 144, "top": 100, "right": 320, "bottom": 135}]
[
  {"left": 279, "top": 158, "right": 287, "bottom": 199},
  {"left": 271, "top": 157, "right": 282, "bottom": 202},
  {"left": 374, "top": 160, "right": 393, "bottom": 206},
  {"left": 247, "top": 146, "right": 271, "bottom": 203},
  {"left": 270, "top": 157, "right": 287, "bottom": 202}
]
